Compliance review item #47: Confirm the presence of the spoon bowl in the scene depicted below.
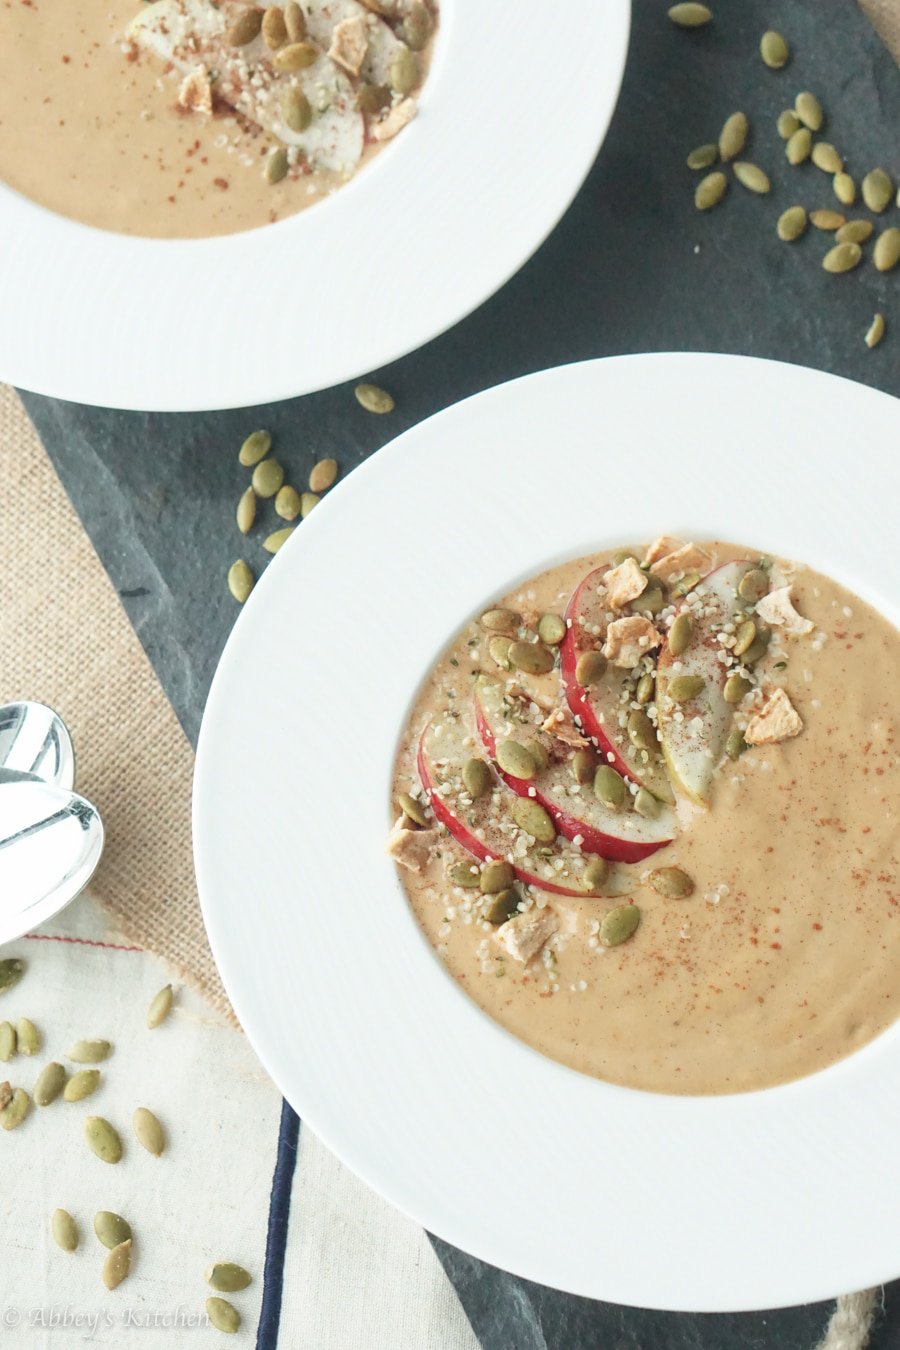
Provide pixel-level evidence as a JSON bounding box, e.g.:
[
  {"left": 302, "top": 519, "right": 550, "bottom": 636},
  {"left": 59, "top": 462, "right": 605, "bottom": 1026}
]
[{"left": 0, "top": 702, "right": 75, "bottom": 789}]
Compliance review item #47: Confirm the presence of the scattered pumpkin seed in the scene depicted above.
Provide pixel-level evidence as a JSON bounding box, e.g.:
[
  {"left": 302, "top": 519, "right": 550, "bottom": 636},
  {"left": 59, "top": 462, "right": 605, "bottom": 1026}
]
[
  {"left": 357, "top": 83, "right": 392, "bottom": 115},
  {"left": 0, "top": 1087, "right": 29, "bottom": 1130},
  {"left": 0, "top": 1022, "right": 15, "bottom": 1062},
  {"left": 822, "top": 241, "right": 862, "bottom": 274},
  {"left": 508, "top": 641, "right": 554, "bottom": 676},
  {"left": 207, "top": 1262, "right": 253, "bottom": 1294},
  {"left": 483, "top": 889, "right": 521, "bottom": 925},
  {"left": 865, "top": 313, "right": 886, "bottom": 349},
  {"left": 718, "top": 112, "right": 748, "bottom": 162},
  {"left": 207, "top": 1297, "right": 241, "bottom": 1335},
  {"left": 668, "top": 2, "right": 712, "bottom": 27},
  {"left": 738, "top": 568, "right": 769, "bottom": 602},
  {"left": 667, "top": 674, "right": 705, "bottom": 703},
  {"left": 742, "top": 625, "right": 772, "bottom": 664},
  {"left": 785, "top": 127, "right": 812, "bottom": 165},
  {"left": 262, "top": 5, "right": 287, "bottom": 47},
  {"left": 147, "top": 984, "right": 174, "bottom": 1032},
  {"left": 835, "top": 219, "right": 873, "bottom": 245},
  {"left": 584, "top": 857, "right": 610, "bottom": 892},
  {"left": 572, "top": 749, "right": 595, "bottom": 785},
  {"left": 634, "top": 788, "right": 660, "bottom": 819},
  {"left": 732, "top": 618, "right": 757, "bottom": 656},
  {"left": 398, "top": 792, "right": 428, "bottom": 827},
  {"left": 462, "top": 758, "right": 492, "bottom": 799},
  {"left": 496, "top": 740, "right": 537, "bottom": 780},
  {"left": 0, "top": 1081, "right": 11, "bottom": 1111},
  {"left": 511, "top": 798, "right": 555, "bottom": 843},
  {"left": 0, "top": 959, "right": 24, "bottom": 994},
  {"left": 402, "top": 0, "right": 431, "bottom": 49},
  {"left": 672, "top": 571, "right": 701, "bottom": 597},
  {"left": 94, "top": 1211, "right": 132, "bottom": 1250},
  {"left": 309, "top": 458, "right": 338, "bottom": 493},
  {"left": 16, "top": 1019, "right": 39, "bottom": 1057},
  {"left": 282, "top": 87, "right": 312, "bottom": 132},
  {"left": 523, "top": 739, "right": 548, "bottom": 773},
  {"left": 354, "top": 383, "right": 394, "bottom": 414},
  {"left": 479, "top": 860, "right": 515, "bottom": 895},
  {"left": 481, "top": 607, "right": 519, "bottom": 633},
  {"left": 85, "top": 1116, "right": 123, "bottom": 1164},
  {"left": 300, "top": 491, "right": 320, "bottom": 518},
  {"left": 687, "top": 143, "right": 718, "bottom": 171},
  {"left": 251, "top": 458, "right": 284, "bottom": 498},
  {"left": 67, "top": 1040, "right": 112, "bottom": 1064},
  {"left": 64, "top": 1069, "right": 101, "bottom": 1102},
  {"left": 34, "top": 1061, "right": 67, "bottom": 1106},
  {"left": 52, "top": 1209, "right": 79, "bottom": 1253},
  {"left": 760, "top": 29, "right": 789, "bottom": 68},
  {"left": 283, "top": 0, "right": 304, "bottom": 40},
  {"left": 873, "top": 227, "right": 900, "bottom": 273},
  {"left": 236, "top": 487, "right": 256, "bottom": 534},
  {"left": 636, "top": 672, "right": 655, "bottom": 705},
  {"left": 389, "top": 46, "right": 419, "bottom": 94},
  {"left": 488, "top": 635, "right": 513, "bottom": 669},
  {"left": 103, "top": 1239, "right": 132, "bottom": 1291},
  {"left": 600, "top": 904, "right": 641, "bottom": 947},
  {"left": 627, "top": 709, "right": 657, "bottom": 752},
  {"left": 227, "top": 560, "right": 254, "bottom": 605},
  {"left": 448, "top": 861, "right": 480, "bottom": 889},
  {"left": 810, "top": 209, "right": 845, "bottom": 232},
  {"left": 649, "top": 866, "right": 695, "bottom": 899},
  {"left": 133, "top": 1106, "right": 165, "bottom": 1157},
  {"left": 273, "top": 41, "right": 317, "bottom": 71},
  {"left": 832, "top": 172, "right": 856, "bottom": 206},
  {"left": 733, "top": 161, "right": 771, "bottom": 194},
  {"left": 695, "top": 171, "right": 728, "bottom": 210},
  {"left": 226, "top": 7, "right": 263, "bottom": 44},
  {"left": 726, "top": 728, "right": 748, "bottom": 760},
  {"left": 271, "top": 485, "right": 300, "bottom": 522},
  {"left": 724, "top": 673, "right": 753, "bottom": 704},
  {"left": 575, "top": 650, "right": 607, "bottom": 685},
  {"left": 238, "top": 430, "right": 271, "bottom": 467},
  {"left": 668, "top": 612, "right": 693, "bottom": 656},
  {"left": 637, "top": 583, "right": 665, "bottom": 616},
  {"left": 794, "top": 91, "right": 823, "bottom": 131},
  {"left": 811, "top": 142, "right": 842, "bottom": 174},
  {"left": 537, "top": 614, "right": 566, "bottom": 646},
  {"left": 264, "top": 147, "right": 289, "bottom": 185},
  {"left": 777, "top": 109, "right": 800, "bottom": 139},
  {"left": 777, "top": 205, "right": 807, "bottom": 241},
  {"left": 862, "top": 167, "right": 893, "bottom": 214},
  {"left": 594, "top": 765, "right": 627, "bottom": 809},
  {"left": 263, "top": 527, "right": 294, "bottom": 554}
]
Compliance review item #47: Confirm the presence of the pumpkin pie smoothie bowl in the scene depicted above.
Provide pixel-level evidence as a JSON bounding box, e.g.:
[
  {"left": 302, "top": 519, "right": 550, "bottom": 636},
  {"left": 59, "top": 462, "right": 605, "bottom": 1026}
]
[
  {"left": 389, "top": 538, "right": 900, "bottom": 1096},
  {"left": 0, "top": 0, "right": 436, "bottom": 238}
]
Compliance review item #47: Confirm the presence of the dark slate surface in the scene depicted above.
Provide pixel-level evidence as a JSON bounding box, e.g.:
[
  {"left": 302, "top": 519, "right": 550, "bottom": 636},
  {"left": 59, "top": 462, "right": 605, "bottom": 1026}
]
[{"left": 16, "top": 0, "right": 900, "bottom": 1345}]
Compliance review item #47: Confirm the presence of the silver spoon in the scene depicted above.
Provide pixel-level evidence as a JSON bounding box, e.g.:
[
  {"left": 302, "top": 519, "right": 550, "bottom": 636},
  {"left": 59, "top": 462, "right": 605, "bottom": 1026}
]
[{"left": 0, "top": 701, "right": 75, "bottom": 790}]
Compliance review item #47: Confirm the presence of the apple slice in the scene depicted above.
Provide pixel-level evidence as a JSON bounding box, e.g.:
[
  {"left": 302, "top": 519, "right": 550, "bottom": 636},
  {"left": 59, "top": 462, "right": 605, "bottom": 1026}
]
[
  {"left": 473, "top": 678, "right": 676, "bottom": 863},
  {"left": 559, "top": 566, "right": 674, "bottom": 803},
  {"left": 303, "top": 0, "right": 407, "bottom": 87},
  {"left": 656, "top": 560, "right": 753, "bottom": 806}
]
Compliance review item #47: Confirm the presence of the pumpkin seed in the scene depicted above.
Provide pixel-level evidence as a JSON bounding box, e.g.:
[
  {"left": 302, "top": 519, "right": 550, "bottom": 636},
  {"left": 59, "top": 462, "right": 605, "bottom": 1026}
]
[
  {"left": 94, "top": 1211, "right": 132, "bottom": 1250},
  {"left": 575, "top": 650, "right": 607, "bottom": 686},
  {"left": 398, "top": 792, "right": 428, "bottom": 827},
  {"left": 836, "top": 219, "right": 873, "bottom": 245},
  {"left": 496, "top": 740, "right": 537, "bottom": 780},
  {"left": 634, "top": 788, "right": 659, "bottom": 819},
  {"left": 811, "top": 142, "right": 842, "bottom": 174},
  {"left": 67, "top": 1040, "right": 112, "bottom": 1064},
  {"left": 262, "top": 5, "right": 286, "bottom": 47},
  {"left": 732, "top": 618, "right": 757, "bottom": 656},
  {"left": 667, "top": 674, "right": 705, "bottom": 703},
  {"left": 403, "top": 1, "right": 431, "bottom": 49},
  {"left": 484, "top": 888, "right": 521, "bottom": 925},
  {"left": 627, "top": 709, "right": 657, "bottom": 751},
  {"left": 584, "top": 857, "right": 610, "bottom": 892},
  {"left": 228, "top": 560, "right": 254, "bottom": 604},
  {"left": 726, "top": 728, "right": 748, "bottom": 760},
  {"left": 0, "top": 958, "right": 24, "bottom": 994},
  {"left": 207, "top": 1297, "right": 241, "bottom": 1334},
  {"left": 537, "top": 614, "right": 566, "bottom": 646},
  {"left": 638, "top": 583, "right": 665, "bottom": 616},
  {"left": 52, "top": 1208, "right": 79, "bottom": 1252},
  {"left": 309, "top": 458, "right": 337, "bottom": 493},
  {"left": 672, "top": 571, "right": 701, "bottom": 597},
  {"left": 668, "top": 612, "right": 693, "bottom": 656},
  {"left": 523, "top": 739, "right": 548, "bottom": 773},
  {"left": 480, "top": 860, "right": 515, "bottom": 895},
  {"left": 0, "top": 1022, "right": 15, "bottom": 1062},
  {"left": 236, "top": 487, "right": 256, "bottom": 534},
  {"left": 822, "top": 241, "right": 862, "bottom": 274},
  {"left": 810, "top": 209, "right": 845, "bottom": 232},
  {"left": 668, "top": 3, "right": 712, "bottom": 27},
  {"left": 862, "top": 167, "right": 893, "bottom": 214},
  {"left": 488, "top": 635, "right": 513, "bottom": 669},
  {"left": 777, "top": 109, "right": 800, "bottom": 139},
  {"left": 686, "top": 143, "right": 718, "bottom": 171},
  {"left": 299, "top": 491, "right": 319, "bottom": 519},
  {"left": 741, "top": 625, "right": 772, "bottom": 664},
  {"left": 389, "top": 46, "right": 419, "bottom": 94},
  {"left": 103, "top": 1239, "right": 132, "bottom": 1291},
  {"left": 873, "top": 227, "right": 900, "bottom": 273},
  {"left": 16, "top": 1019, "right": 39, "bottom": 1057},
  {"left": 794, "top": 91, "right": 823, "bottom": 131},
  {"left": 718, "top": 112, "right": 748, "bottom": 163},
  {"left": 572, "top": 749, "right": 596, "bottom": 785},
  {"left": 64, "top": 1069, "right": 101, "bottom": 1102},
  {"left": 354, "top": 383, "right": 394, "bottom": 414},
  {"left": 85, "top": 1116, "right": 122, "bottom": 1164},
  {"left": 462, "top": 758, "right": 492, "bottom": 799},
  {"left": 733, "top": 161, "right": 771, "bottom": 194},
  {"left": 226, "top": 7, "right": 263, "bottom": 44},
  {"left": 695, "top": 171, "right": 728, "bottom": 210},
  {"left": 273, "top": 41, "right": 317, "bottom": 71},
  {"left": 777, "top": 205, "right": 808, "bottom": 241},
  {"left": 785, "top": 127, "right": 812, "bottom": 165},
  {"left": 636, "top": 672, "right": 655, "bottom": 705},
  {"left": 865, "top": 313, "right": 886, "bottom": 349},
  {"left": 133, "top": 1106, "right": 165, "bottom": 1157},
  {"left": 0, "top": 1081, "right": 11, "bottom": 1111},
  {"left": 284, "top": 0, "right": 305, "bottom": 40},
  {"left": 594, "top": 765, "right": 626, "bottom": 809},
  {"left": 649, "top": 866, "right": 695, "bottom": 899},
  {"left": 34, "top": 1061, "right": 67, "bottom": 1106},
  {"left": 238, "top": 430, "right": 271, "bottom": 467},
  {"left": 264, "top": 147, "right": 289, "bottom": 185},
  {"left": 357, "top": 83, "right": 392, "bottom": 115},
  {"left": 481, "top": 607, "right": 519, "bottom": 633},
  {"left": 263, "top": 527, "right": 294, "bottom": 554},
  {"left": 206, "top": 1262, "right": 253, "bottom": 1294},
  {"left": 833, "top": 172, "right": 856, "bottom": 206},
  {"left": 448, "top": 860, "right": 480, "bottom": 889},
  {"left": 724, "top": 673, "right": 753, "bottom": 704},
  {"left": 251, "top": 458, "right": 284, "bottom": 498},
  {"left": 760, "top": 29, "right": 789, "bottom": 68},
  {"left": 282, "top": 87, "right": 312, "bottom": 132},
  {"left": 0, "top": 1087, "right": 29, "bottom": 1130},
  {"left": 270, "top": 485, "right": 300, "bottom": 522},
  {"left": 738, "top": 567, "right": 769, "bottom": 602},
  {"left": 600, "top": 904, "right": 641, "bottom": 947},
  {"left": 508, "top": 641, "right": 554, "bottom": 676},
  {"left": 511, "top": 798, "right": 555, "bottom": 843}
]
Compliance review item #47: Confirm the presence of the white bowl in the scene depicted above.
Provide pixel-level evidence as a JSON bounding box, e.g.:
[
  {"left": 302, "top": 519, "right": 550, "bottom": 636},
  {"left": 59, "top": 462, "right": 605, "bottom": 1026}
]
[
  {"left": 0, "top": 2, "right": 630, "bottom": 411},
  {"left": 194, "top": 353, "right": 900, "bottom": 1310}
]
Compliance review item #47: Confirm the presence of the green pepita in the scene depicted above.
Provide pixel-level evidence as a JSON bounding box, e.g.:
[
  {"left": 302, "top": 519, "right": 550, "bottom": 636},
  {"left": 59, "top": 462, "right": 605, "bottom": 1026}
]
[
  {"left": 862, "top": 167, "right": 893, "bottom": 214},
  {"left": 523, "top": 739, "right": 548, "bottom": 773},
  {"left": 402, "top": 1, "right": 431, "bottom": 50},
  {"left": 483, "top": 888, "right": 521, "bottom": 925},
  {"left": 600, "top": 904, "right": 641, "bottom": 947},
  {"left": 636, "top": 672, "right": 655, "bottom": 705},
  {"left": 479, "top": 860, "right": 515, "bottom": 895},
  {"left": 264, "top": 148, "right": 289, "bottom": 185},
  {"left": 0, "top": 1087, "right": 29, "bottom": 1130},
  {"left": 638, "top": 583, "right": 665, "bottom": 616},
  {"left": 594, "top": 765, "right": 626, "bottom": 809},
  {"left": 462, "top": 758, "right": 492, "bottom": 799},
  {"left": 389, "top": 46, "right": 419, "bottom": 95},
  {"left": 263, "top": 527, "right": 294, "bottom": 554},
  {"left": 206, "top": 1262, "right": 253, "bottom": 1294},
  {"left": 283, "top": 0, "right": 304, "bottom": 40},
  {"left": 207, "top": 1297, "right": 241, "bottom": 1335},
  {"left": 835, "top": 219, "right": 873, "bottom": 245},
  {"left": 667, "top": 674, "right": 705, "bottom": 703},
  {"left": 777, "top": 205, "right": 808, "bottom": 241},
  {"left": 668, "top": 3, "right": 712, "bottom": 27},
  {"left": 810, "top": 209, "right": 845, "bottom": 232},
  {"left": 733, "top": 161, "right": 771, "bottom": 194},
  {"left": 16, "top": 1019, "right": 39, "bottom": 1057},
  {"left": 226, "top": 7, "right": 263, "bottom": 44},
  {"left": 865, "top": 313, "right": 886, "bottom": 350},
  {"left": 102, "top": 1239, "right": 132, "bottom": 1291},
  {"left": 300, "top": 491, "right": 320, "bottom": 518},
  {"left": 67, "top": 1040, "right": 112, "bottom": 1064},
  {"left": 724, "top": 673, "right": 753, "bottom": 704},
  {"left": 572, "top": 749, "right": 596, "bottom": 785},
  {"left": 448, "top": 860, "right": 480, "bottom": 889},
  {"left": 85, "top": 1116, "right": 123, "bottom": 1164},
  {"left": 52, "top": 1209, "right": 79, "bottom": 1253},
  {"left": 309, "top": 458, "right": 338, "bottom": 493},
  {"left": 575, "top": 650, "right": 607, "bottom": 686},
  {"left": 0, "top": 1022, "right": 15, "bottom": 1062},
  {"left": 649, "top": 866, "right": 695, "bottom": 899},
  {"left": 94, "top": 1211, "right": 132, "bottom": 1250},
  {"left": 496, "top": 740, "right": 537, "bottom": 781},
  {"left": 537, "top": 614, "right": 566, "bottom": 646},
  {"left": 794, "top": 91, "right": 823, "bottom": 131},
  {"left": 354, "top": 383, "right": 395, "bottom": 414},
  {"left": 273, "top": 41, "right": 317, "bottom": 71},
  {"left": 668, "top": 612, "right": 693, "bottom": 656},
  {"left": 262, "top": 5, "right": 287, "bottom": 48},
  {"left": 822, "top": 242, "right": 862, "bottom": 274},
  {"left": 481, "top": 607, "right": 519, "bottom": 633},
  {"left": 511, "top": 798, "right": 555, "bottom": 843},
  {"left": 236, "top": 487, "right": 256, "bottom": 534},
  {"left": 488, "top": 635, "right": 513, "bottom": 669},
  {"left": 785, "top": 127, "right": 812, "bottom": 165},
  {"left": 672, "top": 571, "right": 701, "bottom": 597},
  {"left": 282, "top": 86, "right": 312, "bottom": 132},
  {"left": 238, "top": 430, "right": 271, "bottom": 467},
  {"left": 357, "top": 83, "right": 392, "bottom": 115},
  {"left": 695, "top": 171, "right": 728, "bottom": 211},
  {"left": 760, "top": 29, "right": 789, "bottom": 68},
  {"left": 0, "top": 959, "right": 24, "bottom": 994},
  {"left": 627, "top": 709, "right": 657, "bottom": 752},
  {"left": 34, "top": 1061, "right": 67, "bottom": 1107},
  {"left": 508, "top": 641, "right": 554, "bottom": 676},
  {"left": 742, "top": 625, "right": 772, "bottom": 664},
  {"left": 398, "top": 792, "right": 428, "bottom": 827},
  {"left": 873, "top": 227, "right": 900, "bottom": 273},
  {"left": 811, "top": 142, "right": 842, "bottom": 174},
  {"left": 584, "top": 857, "right": 610, "bottom": 892},
  {"left": 738, "top": 568, "right": 769, "bottom": 602},
  {"left": 251, "top": 458, "right": 284, "bottom": 498},
  {"left": 732, "top": 618, "right": 757, "bottom": 656},
  {"left": 634, "top": 788, "right": 659, "bottom": 819},
  {"left": 64, "top": 1069, "right": 101, "bottom": 1102},
  {"left": 686, "top": 143, "right": 718, "bottom": 171},
  {"left": 725, "top": 728, "right": 748, "bottom": 760},
  {"left": 133, "top": 1106, "right": 165, "bottom": 1157},
  {"left": 833, "top": 172, "right": 856, "bottom": 206},
  {"left": 718, "top": 112, "right": 748, "bottom": 162},
  {"left": 227, "top": 560, "right": 254, "bottom": 604},
  {"left": 776, "top": 109, "right": 800, "bottom": 139}
]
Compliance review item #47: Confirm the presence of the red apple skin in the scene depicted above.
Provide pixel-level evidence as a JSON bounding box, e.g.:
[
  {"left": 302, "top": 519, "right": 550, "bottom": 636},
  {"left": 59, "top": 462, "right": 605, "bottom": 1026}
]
[
  {"left": 560, "top": 567, "right": 637, "bottom": 782},
  {"left": 472, "top": 694, "right": 671, "bottom": 865}
]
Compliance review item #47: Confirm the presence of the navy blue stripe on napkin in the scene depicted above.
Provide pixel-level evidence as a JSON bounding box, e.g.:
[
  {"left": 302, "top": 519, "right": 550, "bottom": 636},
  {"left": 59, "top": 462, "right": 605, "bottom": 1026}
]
[{"left": 256, "top": 1100, "right": 301, "bottom": 1349}]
